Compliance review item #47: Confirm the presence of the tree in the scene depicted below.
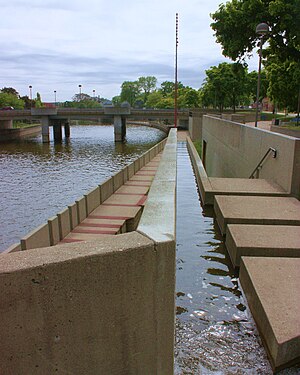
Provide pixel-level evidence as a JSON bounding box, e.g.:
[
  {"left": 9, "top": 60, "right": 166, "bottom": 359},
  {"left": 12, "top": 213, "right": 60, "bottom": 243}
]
[
  {"left": 247, "top": 70, "right": 268, "bottom": 102},
  {"left": 183, "top": 87, "right": 201, "bottom": 108},
  {"left": 120, "top": 81, "right": 141, "bottom": 106},
  {"left": 1, "top": 87, "right": 19, "bottom": 97},
  {"left": 201, "top": 62, "right": 249, "bottom": 112},
  {"left": 137, "top": 76, "right": 157, "bottom": 102},
  {"left": 266, "top": 57, "right": 300, "bottom": 111},
  {"left": 210, "top": 0, "right": 300, "bottom": 109},
  {"left": 0, "top": 93, "right": 24, "bottom": 109},
  {"left": 211, "top": 0, "right": 300, "bottom": 62}
]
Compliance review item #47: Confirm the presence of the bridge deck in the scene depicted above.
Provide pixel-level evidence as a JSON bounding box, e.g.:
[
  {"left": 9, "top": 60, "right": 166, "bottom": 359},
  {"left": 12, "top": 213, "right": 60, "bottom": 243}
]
[{"left": 60, "top": 155, "right": 162, "bottom": 244}]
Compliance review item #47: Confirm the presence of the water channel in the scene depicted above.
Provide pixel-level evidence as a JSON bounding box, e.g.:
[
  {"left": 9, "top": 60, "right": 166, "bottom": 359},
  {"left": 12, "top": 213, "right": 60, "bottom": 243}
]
[
  {"left": 0, "top": 128, "right": 298, "bottom": 373},
  {"left": 174, "top": 142, "right": 299, "bottom": 375}
]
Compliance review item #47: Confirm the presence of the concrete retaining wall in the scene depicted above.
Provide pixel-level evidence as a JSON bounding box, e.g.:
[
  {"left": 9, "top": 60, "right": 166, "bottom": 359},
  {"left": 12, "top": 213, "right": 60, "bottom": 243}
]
[
  {"left": 0, "top": 125, "right": 41, "bottom": 142},
  {"left": 0, "top": 130, "right": 176, "bottom": 374},
  {"left": 202, "top": 116, "right": 300, "bottom": 198}
]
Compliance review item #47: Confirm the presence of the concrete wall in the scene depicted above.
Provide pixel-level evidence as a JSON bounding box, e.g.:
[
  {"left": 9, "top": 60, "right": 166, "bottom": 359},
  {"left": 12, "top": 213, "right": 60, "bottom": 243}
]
[
  {"left": 0, "top": 125, "right": 41, "bottom": 142},
  {"left": 202, "top": 116, "right": 300, "bottom": 198},
  {"left": 0, "top": 129, "right": 176, "bottom": 375},
  {"left": 188, "top": 114, "right": 203, "bottom": 141},
  {"left": 271, "top": 125, "right": 300, "bottom": 139}
]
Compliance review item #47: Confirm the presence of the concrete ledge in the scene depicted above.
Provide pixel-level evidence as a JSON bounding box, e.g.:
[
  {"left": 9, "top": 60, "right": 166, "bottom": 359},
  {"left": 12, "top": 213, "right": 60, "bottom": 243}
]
[
  {"left": 138, "top": 128, "right": 177, "bottom": 243},
  {"left": 100, "top": 178, "right": 114, "bottom": 202},
  {"left": 214, "top": 195, "right": 300, "bottom": 235},
  {"left": 240, "top": 257, "right": 300, "bottom": 371},
  {"left": 226, "top": 224, "right": 300, "bottom": 268},
  {"left": 20, "top": 223, "right": 51, "bottom": 250}
]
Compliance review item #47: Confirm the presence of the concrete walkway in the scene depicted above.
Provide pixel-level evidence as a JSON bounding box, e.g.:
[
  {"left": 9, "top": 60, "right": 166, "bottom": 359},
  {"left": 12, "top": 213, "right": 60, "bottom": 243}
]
[{"left": 60, "top": 154, "right": 162, "bottom": 244}]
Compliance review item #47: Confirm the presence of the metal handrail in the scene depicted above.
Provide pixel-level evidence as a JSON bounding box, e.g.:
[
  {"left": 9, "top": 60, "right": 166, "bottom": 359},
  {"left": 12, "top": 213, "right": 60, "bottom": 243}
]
[{"left": 249, "top": 147, "right": 277, "bottom": 179}]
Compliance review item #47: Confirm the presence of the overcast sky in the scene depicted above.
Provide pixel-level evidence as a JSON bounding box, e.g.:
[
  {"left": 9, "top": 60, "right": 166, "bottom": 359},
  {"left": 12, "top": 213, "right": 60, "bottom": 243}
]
[{"left": 0, "top": 0, "right": 258, "bottom": 102}]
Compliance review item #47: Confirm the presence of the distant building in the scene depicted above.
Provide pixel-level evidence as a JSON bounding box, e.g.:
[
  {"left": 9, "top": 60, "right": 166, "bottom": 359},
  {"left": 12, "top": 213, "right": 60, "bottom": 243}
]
[{"left": 43, "top": 102, "right": 56, "bottom": 108}]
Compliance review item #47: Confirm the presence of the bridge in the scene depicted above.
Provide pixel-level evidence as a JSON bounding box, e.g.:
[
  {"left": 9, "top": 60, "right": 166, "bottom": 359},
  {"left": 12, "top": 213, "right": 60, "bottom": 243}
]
[{"left": 0, "top": 107, "right": 190, "bottom": 142}]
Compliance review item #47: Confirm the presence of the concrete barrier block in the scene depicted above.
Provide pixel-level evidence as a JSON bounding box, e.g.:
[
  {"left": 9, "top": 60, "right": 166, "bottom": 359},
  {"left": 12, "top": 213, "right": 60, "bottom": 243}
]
[
  {"left": 57, "top": 208, "right": 71, "bottom": 240},
  {"left": 68, "top": 203, "right": 78, "bottom": 230},
  {"left": 149, "top": 148, "right": 156, "bottom": 160},
  {"left": 134, "top": 159, "right": 140, "bottom": 173},
  {"left": 240, "top": 257, "right": 300, "bottom": 371},
  {"left": 48, "top": 216, "right": 60, "bottom": 245},
  {"left": 139, "top": 155, "right": 145, "bottom": 168},
  {"left": 123, "top": 167, "right": 128, "bottom": 183},
  {"left": 76, "top": 196, "right": 87, "bottom": 223},
  {"left": 0, "top": 232, "right": 168, "bottom": 375},
  {"left": 128, "top": 163, "right": 135, "bottom": 179},
  {"left": 100, "top": 178, "right": 113, "bottom": 202},
  {"left": 144, "top": 151, "right": 150, "bottom": 164},
  {"left": 226, "top": 224, "right": 300, "bottom": 269},
  {"left": 113, "top": 170, "right": 124, "bottom": 192},
  {"left": 85, "top": 186, "right": 101, "bottom": 214},
  {"left": 2, "top": 243, "right": 21, "bottom": 254},
  {"left": 20, "top": 223, "right": 51, "bottom": 250}
]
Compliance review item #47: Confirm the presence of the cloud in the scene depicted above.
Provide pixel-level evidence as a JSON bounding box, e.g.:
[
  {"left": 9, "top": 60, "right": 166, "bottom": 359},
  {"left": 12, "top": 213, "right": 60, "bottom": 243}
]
[{"left": 0, "top": 0, "right": 248, "bottom": 101}]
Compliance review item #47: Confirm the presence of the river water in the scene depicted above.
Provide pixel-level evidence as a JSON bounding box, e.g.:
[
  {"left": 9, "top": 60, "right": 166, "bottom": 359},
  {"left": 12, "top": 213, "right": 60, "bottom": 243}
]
[{"left": 0, "top": 125, "right": 165, "bottom": 252}]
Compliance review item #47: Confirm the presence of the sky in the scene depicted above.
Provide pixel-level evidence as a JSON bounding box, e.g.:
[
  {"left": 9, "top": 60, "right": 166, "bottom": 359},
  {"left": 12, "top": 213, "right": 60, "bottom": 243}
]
[{"left": 0, "top": 0, "right": 258, "bottom": 102}]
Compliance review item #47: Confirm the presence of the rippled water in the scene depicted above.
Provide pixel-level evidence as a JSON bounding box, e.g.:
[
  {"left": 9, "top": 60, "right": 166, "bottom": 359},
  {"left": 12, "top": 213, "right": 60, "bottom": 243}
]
[
  {"left": 0, "top": 125, "right": 165, "bottom": 252},
  {"left": 175, "top": 142, "right": 299, "bottom": 374}
]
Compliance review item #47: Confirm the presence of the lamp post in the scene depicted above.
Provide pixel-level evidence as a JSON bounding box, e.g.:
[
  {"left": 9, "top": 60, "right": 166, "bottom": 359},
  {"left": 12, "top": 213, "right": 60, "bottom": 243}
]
[
  {"left": 93, "top": 89, "right": 96, "bottom": 99},
  {"left": 29, "top": 85, "right": 33, "bottom": 108},
  {"left": 255, "top": 23, "right": 269, "bottom": 127},
  {"left": 54, "top": 90, "right": 57, "bottom": 107},
  {"left": 78, "top": 84, "right": 82, "bottom": 101}
]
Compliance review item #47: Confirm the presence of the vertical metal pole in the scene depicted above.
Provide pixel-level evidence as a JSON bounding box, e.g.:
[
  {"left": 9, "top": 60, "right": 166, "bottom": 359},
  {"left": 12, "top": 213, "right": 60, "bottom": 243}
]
[
  {"left": 255, "top": 37, "right": 263, "bottom": 127},
  {"left": 297, "top": 86, "right": 300, "bottom": 126},
  {"left": 174, "top": 13, "right": 178, "bottom": 128}
]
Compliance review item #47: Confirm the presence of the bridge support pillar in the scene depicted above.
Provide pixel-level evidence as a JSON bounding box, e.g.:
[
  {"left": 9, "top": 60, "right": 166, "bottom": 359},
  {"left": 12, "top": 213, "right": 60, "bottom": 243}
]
[
  {"left": 53, "top": 123, "right": 62, "bottom": 142},
  {"left": 114, "top": 115, "right": 126, "bottom": 142},
  {"left": 0, "top": 120, "right": 13, "bottom": 129},
  {"left": 64, "top": 123, "right": 70, "bottom": 138},
  {"left": 41, "top": 117, "right": 50, "bottom": 143}
]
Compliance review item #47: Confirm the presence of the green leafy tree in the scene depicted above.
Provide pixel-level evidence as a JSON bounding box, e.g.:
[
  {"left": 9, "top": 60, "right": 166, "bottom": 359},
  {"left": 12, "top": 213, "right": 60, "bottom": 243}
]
[
  {"left": 210, "top": 0, "right": 300, "bottom": 109},
  {"left": 201, "top": 62, "right": 249, "bottom": 112},
  {"left": 120, "top": 81, "right": 141, "bottom": 106},
  {"left": 182, "top": 87, "right": 201, "bottom": 108},
  {"left": 137, "top": 76, "right": 157, "bottom": 103},
  {"left": 266, "top": 57, "right": 300, "bottom": 111},
  {"left": 0, "top": 93, "right": 25, "bottom": 109},
  {"left": 1, "top": 87, "right": 20, "bottom": 97}
]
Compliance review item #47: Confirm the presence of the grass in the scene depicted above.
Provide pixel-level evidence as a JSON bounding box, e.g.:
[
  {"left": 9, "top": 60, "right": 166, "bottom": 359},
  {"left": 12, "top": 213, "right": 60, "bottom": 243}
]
[
  {"left": 193, "top": 140, "right": 202, "bottom": 157},
  {"left": 13, "top": 122, "right": 39, "bottom": 128}
]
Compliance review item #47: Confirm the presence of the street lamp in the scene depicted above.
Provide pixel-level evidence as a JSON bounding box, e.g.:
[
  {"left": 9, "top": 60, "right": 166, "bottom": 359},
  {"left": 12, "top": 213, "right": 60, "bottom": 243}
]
[
  {"left": 54, "top": 90, "right": 57, "bottom": 106},
  {"left": 255, "top": 22, "right": 269, "bottom": 127},
  {"left": 78, "top": 84, "right": 82, "bottom": 101},
  {"left": 29, "top": 85, "right": 33, "bottom": 108},
  {"left": 93, "top": 89, "right": 96, "bottom": 99}
]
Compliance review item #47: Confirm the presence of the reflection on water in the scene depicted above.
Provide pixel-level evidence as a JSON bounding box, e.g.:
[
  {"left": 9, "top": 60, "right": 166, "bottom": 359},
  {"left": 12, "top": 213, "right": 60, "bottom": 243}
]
[
  {"left": 175, "top": 143, "right": 299, "bottom": 374},
  {"left": 0, "top": 125, "right": 165, "bottom": 252}
]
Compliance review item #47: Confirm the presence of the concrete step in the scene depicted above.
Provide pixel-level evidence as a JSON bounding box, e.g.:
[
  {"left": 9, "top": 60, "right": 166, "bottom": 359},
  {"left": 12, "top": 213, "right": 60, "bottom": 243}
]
[
  {"left": 226, "top": 224, "right": 300, "bottom": 268},
  {"left": 214, "top": 195, "right": 300, "bottom": 235},
  {"left": 240, "top": 257, "right": 300, "bottom": 372}
]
